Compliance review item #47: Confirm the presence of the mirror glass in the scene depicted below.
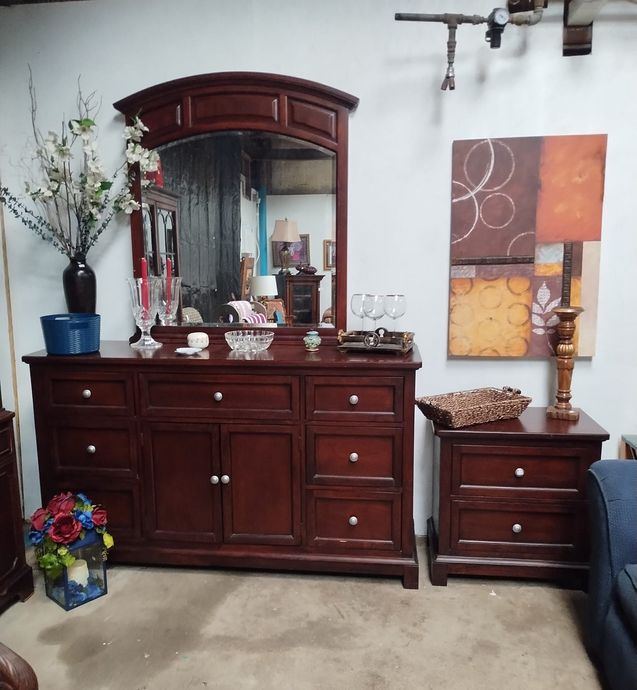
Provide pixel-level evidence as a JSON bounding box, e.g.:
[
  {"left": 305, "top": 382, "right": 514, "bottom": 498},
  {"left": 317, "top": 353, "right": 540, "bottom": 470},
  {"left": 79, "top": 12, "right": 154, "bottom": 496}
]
[{"left": 141, "top": 131, "right": 337, "bottom": 328}]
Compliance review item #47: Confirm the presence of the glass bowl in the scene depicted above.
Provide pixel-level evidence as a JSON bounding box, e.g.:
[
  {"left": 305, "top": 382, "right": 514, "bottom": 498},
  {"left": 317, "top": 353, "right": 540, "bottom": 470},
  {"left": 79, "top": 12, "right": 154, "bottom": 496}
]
[{"left": 225, "top": 329, "right": 274, "bottom": 353}]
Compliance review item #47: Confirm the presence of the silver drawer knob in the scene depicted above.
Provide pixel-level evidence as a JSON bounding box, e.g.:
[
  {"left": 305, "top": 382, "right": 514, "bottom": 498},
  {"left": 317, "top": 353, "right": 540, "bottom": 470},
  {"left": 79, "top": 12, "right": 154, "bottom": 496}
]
[
  {"left": 349, "top": 452, "right": 359, "bottom": 463},
  {"left": 82, "top": 389, "right": 92, "bottom": 399},
  {"left": 349, "top": 394, "right": 359, "bottom": 406},
  {"left": 512, "top": 523, "right": 523, "bottom": 534},
  {"left": 210, "top": 475, "right": 220, "bottom": 485},
  {"left": 348, "top": 516, "right": 358, "bottom": 526},
  {"left": 213, "top": 391, "right": 223, "bottom": 402},
  {"left": 220, "top": 474, "right": 230, "bottom": 484},
  {"left": 86, "top": 445, "right": 96, "bottom": 454},
  {"left": 514, "top": 467, "right": 525, "bottom": 478}
]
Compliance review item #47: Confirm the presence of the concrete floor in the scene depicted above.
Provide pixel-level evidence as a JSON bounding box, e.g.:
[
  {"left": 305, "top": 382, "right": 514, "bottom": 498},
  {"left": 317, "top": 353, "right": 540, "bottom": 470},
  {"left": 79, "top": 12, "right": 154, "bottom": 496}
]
[{"left": 1, "top": 543, "right": 603, "bottom": 690}]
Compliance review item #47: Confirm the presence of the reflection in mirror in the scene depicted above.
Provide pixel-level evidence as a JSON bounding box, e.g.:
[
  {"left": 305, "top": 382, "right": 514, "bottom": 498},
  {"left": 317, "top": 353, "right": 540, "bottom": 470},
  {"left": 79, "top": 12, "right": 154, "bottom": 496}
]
[{"left": 141, "top": 131, "right": 336, "bottom": 328}]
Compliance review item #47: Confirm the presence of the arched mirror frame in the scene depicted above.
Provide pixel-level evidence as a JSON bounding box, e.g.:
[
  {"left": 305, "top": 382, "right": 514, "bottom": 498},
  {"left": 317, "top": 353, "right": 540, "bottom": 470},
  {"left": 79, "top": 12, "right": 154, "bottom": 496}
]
[{"left": 114, "top": 72, "right": 358, "bottom": 343}]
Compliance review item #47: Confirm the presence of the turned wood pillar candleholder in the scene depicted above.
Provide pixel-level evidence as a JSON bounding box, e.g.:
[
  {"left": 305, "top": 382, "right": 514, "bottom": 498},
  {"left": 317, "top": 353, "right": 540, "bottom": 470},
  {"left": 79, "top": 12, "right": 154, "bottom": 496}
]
[{"left": 547, "top": 306, "right": 583, "bottom": 421}]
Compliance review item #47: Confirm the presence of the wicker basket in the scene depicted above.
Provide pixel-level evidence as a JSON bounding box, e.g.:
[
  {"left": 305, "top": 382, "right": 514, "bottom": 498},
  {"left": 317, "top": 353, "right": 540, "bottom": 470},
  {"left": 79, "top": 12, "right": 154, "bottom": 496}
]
[{"left": 415, "top": 387, "right": 532, "bottom": 428}]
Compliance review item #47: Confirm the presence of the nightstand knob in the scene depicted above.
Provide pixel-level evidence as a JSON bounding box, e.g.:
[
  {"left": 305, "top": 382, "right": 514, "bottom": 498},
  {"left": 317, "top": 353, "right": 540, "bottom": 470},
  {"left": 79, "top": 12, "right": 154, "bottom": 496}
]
[
  {"left": 210, "top": 475, "right": 220, "bottom": 485},
  {"left": 512, "top": 523, "right": 523, "bottom": 534},
  {"left": 220, "top": 474, "right": 230, "bottom": 484},
  {"left": 86, "top": 445, "right": 96, "bottom": 454},
  {"left": 349, "top": 394, "right": 359, "bottom": 406},
  {"left": 349, "top": 452, "right": 359, "bottom": 463},
  {"left": 213, "top": 391, "right": 223, "bottom": 402},
  {"left": 348, "top": 516, "right": 358, "bottom": 526},
  {"left": 514, "top": 467, "right": 525, "bottom": 478},
  {"left": 82, "top": 389, "right": 92, "bottom": 399}
]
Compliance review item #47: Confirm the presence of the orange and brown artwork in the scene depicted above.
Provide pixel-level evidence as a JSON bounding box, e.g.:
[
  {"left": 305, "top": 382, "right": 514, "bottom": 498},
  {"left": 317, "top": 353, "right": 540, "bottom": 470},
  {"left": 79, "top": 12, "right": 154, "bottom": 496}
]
[{"left": 448, "top": 134, "right": 607, "bottom": 358}]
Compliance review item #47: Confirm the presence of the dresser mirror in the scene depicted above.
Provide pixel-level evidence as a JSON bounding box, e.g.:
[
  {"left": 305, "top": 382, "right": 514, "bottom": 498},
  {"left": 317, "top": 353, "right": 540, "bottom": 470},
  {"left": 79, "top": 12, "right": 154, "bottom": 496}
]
[{"left": 114, "top": 73, "right": 358, "bottom": 340}]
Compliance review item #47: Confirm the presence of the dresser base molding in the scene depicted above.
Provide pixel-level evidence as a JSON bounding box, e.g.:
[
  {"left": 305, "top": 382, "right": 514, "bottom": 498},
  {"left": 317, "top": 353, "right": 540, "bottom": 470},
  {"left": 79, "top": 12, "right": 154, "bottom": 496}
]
[
  {"left": 110, "top": 542, "right": 420, "bottom": 589},
  {"left": 427, "top": 518, "right": 587, "bottom": 588}
]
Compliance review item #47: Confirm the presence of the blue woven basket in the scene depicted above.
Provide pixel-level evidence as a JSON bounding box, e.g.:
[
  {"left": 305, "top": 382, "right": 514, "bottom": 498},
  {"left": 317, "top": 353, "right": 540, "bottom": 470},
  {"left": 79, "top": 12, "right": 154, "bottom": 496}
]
[{"left": 40, "top": 314, "right": 100, "bottom": 355}]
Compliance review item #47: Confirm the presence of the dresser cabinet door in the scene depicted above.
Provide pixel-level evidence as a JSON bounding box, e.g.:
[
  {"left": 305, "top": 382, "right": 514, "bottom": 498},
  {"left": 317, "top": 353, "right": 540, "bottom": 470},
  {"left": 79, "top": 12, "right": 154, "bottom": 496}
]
[
  {"left": 0, "top": 462, "right": 21, "bottom": 585},
  {"left": 143, "top": 423, "right": 223, "bottom": 544},
  {"left": 221, "top": 425, "right": 301, "bottom": 546}
]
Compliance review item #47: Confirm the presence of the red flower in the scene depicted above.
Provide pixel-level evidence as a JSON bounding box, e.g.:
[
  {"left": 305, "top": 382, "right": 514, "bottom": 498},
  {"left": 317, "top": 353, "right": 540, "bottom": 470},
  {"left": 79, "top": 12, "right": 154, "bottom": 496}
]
[
  {"left": 91, "top": 507, "right": 108, "bottom": 527},
  {"left": 46, "top": 492, "right": 76, "bottom": 516},
  {"left": 30, "top": 507, "right": 50, "bottom": 531},
  {"left": 49, "top": 513, "right": 82, "bottom": 544}
]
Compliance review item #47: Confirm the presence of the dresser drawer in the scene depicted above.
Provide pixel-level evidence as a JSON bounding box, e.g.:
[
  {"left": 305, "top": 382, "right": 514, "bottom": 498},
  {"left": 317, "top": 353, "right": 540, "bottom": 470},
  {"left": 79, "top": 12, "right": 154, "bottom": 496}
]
[
  {"left": 44, "top": 369, "right": 134, "bottom": 415},
  {"left": 140, "top": 374, "right": 299, "bottom": 420},
  {"left": 306, "top": 376, "right": 403, "bottom": 422},
  {"left": 307, "top": 426, "right": 402, "bottom": 487},
  {"left": 48, "top": 421, "right": 138, "bottom": 477},
  {"left": 450, "top": 499, "right": 585, "bottom": 561},
  {"left": 49, "top": 481, "right": 142, "bottom": 542},
  {"left": 451, "top": 444, "right": 590, "bottom": 498},
  {"left": 308, "top": 490, "right": 400, "bottom": 550}
]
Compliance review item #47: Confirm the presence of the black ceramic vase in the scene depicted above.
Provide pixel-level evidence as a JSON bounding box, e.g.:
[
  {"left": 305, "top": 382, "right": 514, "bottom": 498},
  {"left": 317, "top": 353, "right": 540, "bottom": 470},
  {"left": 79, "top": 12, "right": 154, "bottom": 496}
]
[{"left": 63, "top": 253, "right": 96, "bottom": 313}]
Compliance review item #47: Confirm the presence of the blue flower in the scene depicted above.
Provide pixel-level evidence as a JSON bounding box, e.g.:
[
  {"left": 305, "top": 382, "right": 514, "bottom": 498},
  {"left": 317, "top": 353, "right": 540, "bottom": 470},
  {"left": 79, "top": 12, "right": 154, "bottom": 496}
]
[
  {"left": 28, "top": 529, "right": 44, "bottom": 545},
  {"left": 76, "top": 493, "right": 91, "bottom": 506},
  {"left": 74, "top": 510, "right": 94, "bottom": 530}
]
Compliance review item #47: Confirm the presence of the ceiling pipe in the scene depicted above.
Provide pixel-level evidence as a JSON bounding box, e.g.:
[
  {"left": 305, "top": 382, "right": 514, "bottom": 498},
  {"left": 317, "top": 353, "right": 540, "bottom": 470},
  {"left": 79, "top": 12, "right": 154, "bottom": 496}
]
[{"left": 509, "top": 0, "right": 545, "bottom": 25}]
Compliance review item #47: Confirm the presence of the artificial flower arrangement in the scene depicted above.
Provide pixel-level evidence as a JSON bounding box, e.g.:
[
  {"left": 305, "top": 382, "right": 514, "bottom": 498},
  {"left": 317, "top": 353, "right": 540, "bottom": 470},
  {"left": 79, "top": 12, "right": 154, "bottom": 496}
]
[
  {"left": 0, "top": 71, "right": 158, "bottom": 259},
  {"left": 29, "top": 491, "right": 114, "bottom": 580}
]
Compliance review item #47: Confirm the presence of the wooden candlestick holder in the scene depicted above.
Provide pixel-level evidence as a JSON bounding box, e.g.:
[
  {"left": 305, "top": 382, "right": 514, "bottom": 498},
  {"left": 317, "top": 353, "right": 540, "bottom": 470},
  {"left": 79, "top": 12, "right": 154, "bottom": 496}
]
[{"left": 547, "top": 306, "right": 583, "bottom": 421}]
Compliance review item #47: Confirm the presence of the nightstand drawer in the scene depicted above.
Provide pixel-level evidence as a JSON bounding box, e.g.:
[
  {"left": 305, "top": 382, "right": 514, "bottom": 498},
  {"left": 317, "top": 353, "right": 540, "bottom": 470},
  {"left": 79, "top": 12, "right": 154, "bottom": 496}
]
[
  {"left": 140, "top": 374, "right": 299, "bottom": 420},
  {"left": 450, "top": 499, "right": 585, "bottom": 561},
  {"left": 308, "top": 490, "right": 400, "bottom": 550},
  {"left": 451, "top": 444, "right": 589, "bottom": 497},
  {"left": 49, "top": 421, "right": 137, "bottom": 477},
  {"left": 45, "top": 370, "right": 134, "bottom": 414},
  {"left": 307, "top": 426, "right": 402, "bottom": 487},
  {"left": 306, "top": 376, "right": 403, "bottom": 422}
]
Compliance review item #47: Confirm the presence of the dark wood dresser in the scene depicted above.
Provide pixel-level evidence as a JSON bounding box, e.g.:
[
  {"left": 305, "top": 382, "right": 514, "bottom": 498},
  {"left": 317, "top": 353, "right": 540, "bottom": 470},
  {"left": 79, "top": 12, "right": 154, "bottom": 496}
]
[
  {"left": 0, "top": 410, "right": 34, "bottom": 613},
  {"left": 23, "top": 341, "right": 421, "bottom": 588},
  {"left": 428, "top": 408, "right": 609, "bottom": 586}
]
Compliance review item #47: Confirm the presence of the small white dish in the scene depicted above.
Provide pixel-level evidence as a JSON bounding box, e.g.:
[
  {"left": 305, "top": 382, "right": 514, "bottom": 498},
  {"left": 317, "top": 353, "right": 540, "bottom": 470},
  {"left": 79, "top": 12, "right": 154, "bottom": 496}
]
[{"left": 175, "top": 347, "right": 202, "bottom": 356}]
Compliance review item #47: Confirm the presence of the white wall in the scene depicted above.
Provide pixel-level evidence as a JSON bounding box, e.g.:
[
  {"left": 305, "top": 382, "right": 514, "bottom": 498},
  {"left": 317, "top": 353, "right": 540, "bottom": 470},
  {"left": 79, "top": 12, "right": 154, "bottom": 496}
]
[{"left": 1, "top": 0, "right": 636, "bottom": 531}]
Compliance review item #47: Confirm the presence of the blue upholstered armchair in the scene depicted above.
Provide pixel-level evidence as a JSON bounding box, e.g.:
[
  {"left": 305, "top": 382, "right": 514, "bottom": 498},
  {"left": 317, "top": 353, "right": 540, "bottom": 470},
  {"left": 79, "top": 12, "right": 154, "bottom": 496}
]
[{"left": 587, "top": 459, "right": 637, "bottom": 690}]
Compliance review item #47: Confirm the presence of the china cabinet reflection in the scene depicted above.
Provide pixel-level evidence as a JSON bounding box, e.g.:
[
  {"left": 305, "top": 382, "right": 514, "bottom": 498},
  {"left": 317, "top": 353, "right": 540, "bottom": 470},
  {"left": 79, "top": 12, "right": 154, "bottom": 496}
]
[
  {"left": 284, "top": 273, "right": 323, "bottom": 325},
  {"left": 141, "top": 188, "right": 179, "bottom": 276}
]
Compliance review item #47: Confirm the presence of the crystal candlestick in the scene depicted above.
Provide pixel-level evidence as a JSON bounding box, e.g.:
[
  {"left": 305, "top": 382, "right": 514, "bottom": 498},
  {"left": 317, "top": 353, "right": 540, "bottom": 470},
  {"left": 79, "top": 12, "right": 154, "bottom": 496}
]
[
  {"left": 128, "top": 277, "right": 162, "bottom": 350},
  {"left": 159, "top": 276, "right": 182, "bottom": 326}
]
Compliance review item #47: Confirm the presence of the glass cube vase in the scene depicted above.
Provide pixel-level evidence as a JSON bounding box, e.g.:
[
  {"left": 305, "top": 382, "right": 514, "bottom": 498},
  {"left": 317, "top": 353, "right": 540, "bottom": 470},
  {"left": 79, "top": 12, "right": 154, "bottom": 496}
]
[{"left": 44, "top": 531, "right": 108, "bottom": 611}]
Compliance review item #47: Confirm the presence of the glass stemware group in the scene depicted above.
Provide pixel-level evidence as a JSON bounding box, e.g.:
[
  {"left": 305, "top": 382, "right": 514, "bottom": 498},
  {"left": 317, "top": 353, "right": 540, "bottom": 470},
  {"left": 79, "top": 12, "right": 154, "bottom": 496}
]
[
  {"left": 127, "top": 276, "right": 182, "bottom": 350},
  {"left": 350, "top": 293, "right": 407, "bottom": 332}
]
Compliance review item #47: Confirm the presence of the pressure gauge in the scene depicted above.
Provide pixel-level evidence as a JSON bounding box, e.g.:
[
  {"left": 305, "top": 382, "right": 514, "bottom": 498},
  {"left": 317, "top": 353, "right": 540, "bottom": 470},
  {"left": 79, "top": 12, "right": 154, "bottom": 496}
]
[{"left": 490, "top": 7, "right": 510, "bottom": 26}]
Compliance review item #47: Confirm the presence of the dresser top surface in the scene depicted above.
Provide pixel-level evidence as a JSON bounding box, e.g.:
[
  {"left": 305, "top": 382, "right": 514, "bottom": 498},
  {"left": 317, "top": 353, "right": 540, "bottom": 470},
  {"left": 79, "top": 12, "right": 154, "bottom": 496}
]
[
  {"left": 432, "top": 407, "right": 609, "bottom": 441},
  {"left": 23, "top": 340, "right": 422, "bottom": 370}
]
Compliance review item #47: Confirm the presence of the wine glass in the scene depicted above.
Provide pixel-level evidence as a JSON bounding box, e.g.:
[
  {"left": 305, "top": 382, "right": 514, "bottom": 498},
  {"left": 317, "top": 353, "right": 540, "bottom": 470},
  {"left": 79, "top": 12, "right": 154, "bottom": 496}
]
[
  {"left": 363, "top": 294, "right": 385, "bottom": 332},
  {"left": 384, "top": 294, "right": 407, "bottom": 332},
  {"left": 159, "top": 276, "right": 182, "bottom": 326},
  {"left": 350, "top": 293, "right": 369, "bottom": 332},
  {"left": 127, "top": 277, "right": 162, "bottom": 350}
]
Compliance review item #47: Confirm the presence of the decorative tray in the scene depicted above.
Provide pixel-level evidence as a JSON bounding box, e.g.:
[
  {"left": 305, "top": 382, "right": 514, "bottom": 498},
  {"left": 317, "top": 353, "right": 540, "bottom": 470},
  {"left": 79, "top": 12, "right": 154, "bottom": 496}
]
[
  {"left": 337, "top": 328, "right": 414, "bottom": 354},
  {"left": 416, "top": 387, "right": 532, "bottom": 428}
]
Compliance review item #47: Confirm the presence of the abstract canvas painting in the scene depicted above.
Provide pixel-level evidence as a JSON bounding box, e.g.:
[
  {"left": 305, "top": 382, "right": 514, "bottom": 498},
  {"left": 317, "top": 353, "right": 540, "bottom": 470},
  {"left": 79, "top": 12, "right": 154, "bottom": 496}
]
[{"left": 448, "top": 134, "right": 607, "bottom": 358}]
